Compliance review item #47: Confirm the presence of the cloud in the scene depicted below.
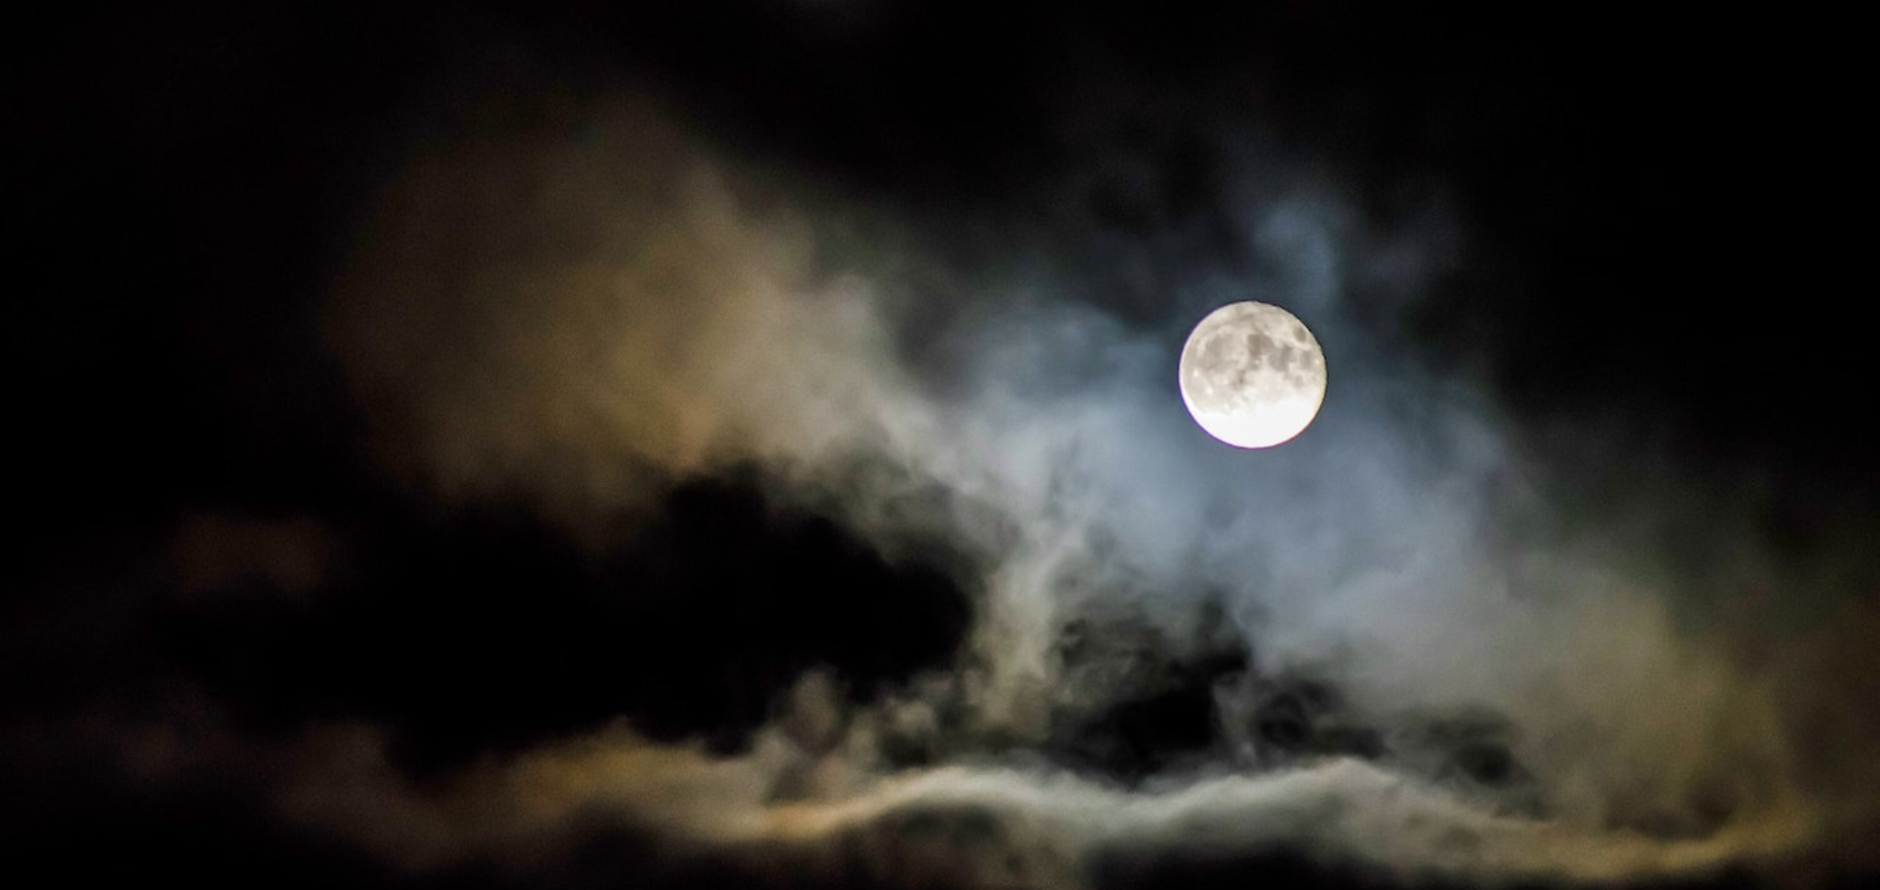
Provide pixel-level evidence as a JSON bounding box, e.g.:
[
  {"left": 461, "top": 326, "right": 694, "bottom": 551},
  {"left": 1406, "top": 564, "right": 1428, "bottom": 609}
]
[
  {"left": 12, "top": 61, "right": 1875, "bottom": 890},
  {"left": 264, "top": 716, "right": 1824, "bottom": 890},
  {"left": 314, "top": 83, "right": 1880, "bottom": 883}
]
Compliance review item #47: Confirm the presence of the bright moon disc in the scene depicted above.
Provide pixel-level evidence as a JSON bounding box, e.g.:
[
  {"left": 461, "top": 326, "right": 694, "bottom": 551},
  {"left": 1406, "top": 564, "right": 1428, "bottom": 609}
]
[{"left": 1178, "top": 301, "right": 1326, "bottom": 448}]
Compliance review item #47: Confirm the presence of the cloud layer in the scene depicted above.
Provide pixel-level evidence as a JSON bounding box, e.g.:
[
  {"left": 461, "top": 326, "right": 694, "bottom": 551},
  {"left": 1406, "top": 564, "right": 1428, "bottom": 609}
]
[
  {"left": 9, "top": 21, "right": 1876, "bottom": 888},
  {"left": 295, "top": 89, "right": 1880, "bottom": 888}
]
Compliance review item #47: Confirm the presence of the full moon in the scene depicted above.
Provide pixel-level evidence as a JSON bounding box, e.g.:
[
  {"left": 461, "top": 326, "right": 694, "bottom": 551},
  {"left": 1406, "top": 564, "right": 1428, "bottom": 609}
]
[{"left": 1178, "top": 301, "right": 1327, "bottom": 449}]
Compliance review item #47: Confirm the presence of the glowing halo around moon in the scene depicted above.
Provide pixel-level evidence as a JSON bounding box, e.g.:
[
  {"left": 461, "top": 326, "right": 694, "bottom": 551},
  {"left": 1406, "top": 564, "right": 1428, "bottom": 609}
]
[{"left": 1178, "top": 301, "right": 1327, "bottom": 449}]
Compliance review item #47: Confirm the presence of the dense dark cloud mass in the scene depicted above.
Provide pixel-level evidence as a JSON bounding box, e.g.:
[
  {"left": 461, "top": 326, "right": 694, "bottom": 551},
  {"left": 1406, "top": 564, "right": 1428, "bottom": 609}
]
[{"left": 7, "top": 3, "right": 1876, "bottom": 890}]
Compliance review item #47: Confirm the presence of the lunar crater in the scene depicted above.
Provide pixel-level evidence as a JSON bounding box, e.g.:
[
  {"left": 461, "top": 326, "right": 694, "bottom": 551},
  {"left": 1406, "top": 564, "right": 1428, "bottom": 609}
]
[{"left": 1178, "top": 301, "right": 1327, "bottom": 449}]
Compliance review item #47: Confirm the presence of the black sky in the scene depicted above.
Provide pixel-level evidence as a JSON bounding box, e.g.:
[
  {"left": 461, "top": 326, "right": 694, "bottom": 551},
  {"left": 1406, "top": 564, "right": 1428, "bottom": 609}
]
[
  {"left": 14, "top": 3, "right": 1870, "bottom": 521},
  {"left": 6, "top": 4, "right": 1875, "bottom": 889}
]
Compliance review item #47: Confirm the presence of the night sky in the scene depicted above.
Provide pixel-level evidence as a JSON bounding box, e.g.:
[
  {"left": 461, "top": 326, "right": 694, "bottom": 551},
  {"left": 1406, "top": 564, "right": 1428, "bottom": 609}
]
[{"left": 7, "top": 4, "right": 1876, "bottom": 889}]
